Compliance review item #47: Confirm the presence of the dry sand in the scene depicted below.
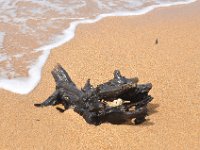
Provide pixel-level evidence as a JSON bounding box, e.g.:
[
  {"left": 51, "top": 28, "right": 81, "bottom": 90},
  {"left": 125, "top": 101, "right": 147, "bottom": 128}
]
[{"left": 0, "top": 1, "right": 200, "bottom": 150}]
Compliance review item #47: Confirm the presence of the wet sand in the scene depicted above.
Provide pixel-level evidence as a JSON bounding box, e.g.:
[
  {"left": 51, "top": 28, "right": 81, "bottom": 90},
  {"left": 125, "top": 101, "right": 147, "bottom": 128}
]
[{"left": 0, "top": 1, "right": 200, "bottom": 149}]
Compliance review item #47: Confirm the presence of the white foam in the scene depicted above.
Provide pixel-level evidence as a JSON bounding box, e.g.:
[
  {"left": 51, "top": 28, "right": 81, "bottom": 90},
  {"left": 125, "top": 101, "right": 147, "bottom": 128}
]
[
  {"left": 0, "top": 54, "right": 8, "bottom": 62},
  {"left": 0, "top": 32, "right": 5, "bottom": 48},
  {"left": 0, "top": 55, "right": 7, "bottom": 63},
  {"left": 0, "top": 0, "right": 197, "bottom": 94},
  {"left": 0, "top": 50, "right": 50, "bottom": 94}
]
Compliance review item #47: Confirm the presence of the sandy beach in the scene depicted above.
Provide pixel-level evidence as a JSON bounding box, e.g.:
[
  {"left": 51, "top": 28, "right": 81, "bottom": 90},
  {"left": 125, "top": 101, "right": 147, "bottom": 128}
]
[{"left": 0, "top": 1, "right": 200, "bottom": 149}]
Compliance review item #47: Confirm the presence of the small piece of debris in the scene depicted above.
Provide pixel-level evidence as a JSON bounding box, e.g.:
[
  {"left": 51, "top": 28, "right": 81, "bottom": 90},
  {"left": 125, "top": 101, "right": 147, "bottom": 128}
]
[{"left": 155, "top": 39, "right": 158, "bottom": 45}]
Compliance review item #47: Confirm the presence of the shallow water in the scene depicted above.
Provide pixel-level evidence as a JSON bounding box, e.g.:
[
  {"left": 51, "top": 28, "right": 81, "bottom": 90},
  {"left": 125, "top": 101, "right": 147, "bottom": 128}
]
[{"left": 0, "top": 0, "right": 196, "bottom": 94}]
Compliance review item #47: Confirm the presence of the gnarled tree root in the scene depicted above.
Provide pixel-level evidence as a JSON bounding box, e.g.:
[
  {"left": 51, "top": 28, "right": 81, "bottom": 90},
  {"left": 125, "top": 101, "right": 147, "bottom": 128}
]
[{"left": 35, "top": 64, "right": 153, "bottom": 125}]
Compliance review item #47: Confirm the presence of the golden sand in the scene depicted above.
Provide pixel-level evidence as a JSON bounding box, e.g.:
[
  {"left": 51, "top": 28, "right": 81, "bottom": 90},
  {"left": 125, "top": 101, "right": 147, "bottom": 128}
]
[{"left": 0, "top": 1, "right": 200, "bottom": 149}]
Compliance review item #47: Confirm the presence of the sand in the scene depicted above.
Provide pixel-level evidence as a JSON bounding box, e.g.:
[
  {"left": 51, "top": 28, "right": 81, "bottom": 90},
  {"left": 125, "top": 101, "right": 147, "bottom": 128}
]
[{"left": 0, "top": 1, "right": 200, "bottom": 150}]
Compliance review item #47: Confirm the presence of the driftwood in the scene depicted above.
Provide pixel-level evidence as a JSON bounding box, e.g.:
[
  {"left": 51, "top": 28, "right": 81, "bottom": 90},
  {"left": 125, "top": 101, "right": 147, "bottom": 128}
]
[{"left": 34, "top": 64, "right": 153, "bottom": 125}]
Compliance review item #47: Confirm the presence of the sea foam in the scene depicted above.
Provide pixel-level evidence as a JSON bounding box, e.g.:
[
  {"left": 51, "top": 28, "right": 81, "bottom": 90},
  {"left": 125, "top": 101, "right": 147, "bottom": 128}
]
[
  {"left": 0, "top": 0, "right": 197, "bottom": 94},
  {"left": 0, "top": 32, "right": 5, "bottom": 49}
]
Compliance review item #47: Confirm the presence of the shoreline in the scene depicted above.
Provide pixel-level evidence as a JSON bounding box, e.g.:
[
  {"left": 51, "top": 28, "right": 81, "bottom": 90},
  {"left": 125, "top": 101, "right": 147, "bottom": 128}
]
[
  {"left": 0, "top": 0, "right": 197, "bottom": 94},
  {"left": 0, "top": 1, "right": 200, "bottom": 149}
]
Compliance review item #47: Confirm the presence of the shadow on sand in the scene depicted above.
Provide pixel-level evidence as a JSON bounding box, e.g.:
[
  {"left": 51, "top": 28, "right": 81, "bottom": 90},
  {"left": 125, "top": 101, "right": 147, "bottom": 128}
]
[
  {"left": 124, "top": 103, "right": 159, "bottom": 126},
  {"left": 117, "top": 103, "right": 160, "bottom": 126},
  {"left": 141, "top": 103, "right": 159, "bottom": 126},
  {"left": 147, "top": 103, "right": 159, "bottom": 115}
]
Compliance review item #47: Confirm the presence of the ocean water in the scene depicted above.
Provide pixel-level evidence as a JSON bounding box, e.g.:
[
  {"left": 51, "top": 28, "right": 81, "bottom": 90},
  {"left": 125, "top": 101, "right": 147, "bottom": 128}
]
[{"left": 0, "top": 0, "right": 196, "bottom": 94}]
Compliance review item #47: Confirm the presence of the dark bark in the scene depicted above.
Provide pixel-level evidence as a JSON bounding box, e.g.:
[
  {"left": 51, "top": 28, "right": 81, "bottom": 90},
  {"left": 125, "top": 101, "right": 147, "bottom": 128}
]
[{"left": 35, "top": 64, "right": 153, "bottom": 125}]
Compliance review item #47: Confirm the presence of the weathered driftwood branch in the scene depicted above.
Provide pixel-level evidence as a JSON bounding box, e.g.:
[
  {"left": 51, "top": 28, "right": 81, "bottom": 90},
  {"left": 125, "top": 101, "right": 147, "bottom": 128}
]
[{"left": 34, "top": 64, "right": 153, "bottom": 125}]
